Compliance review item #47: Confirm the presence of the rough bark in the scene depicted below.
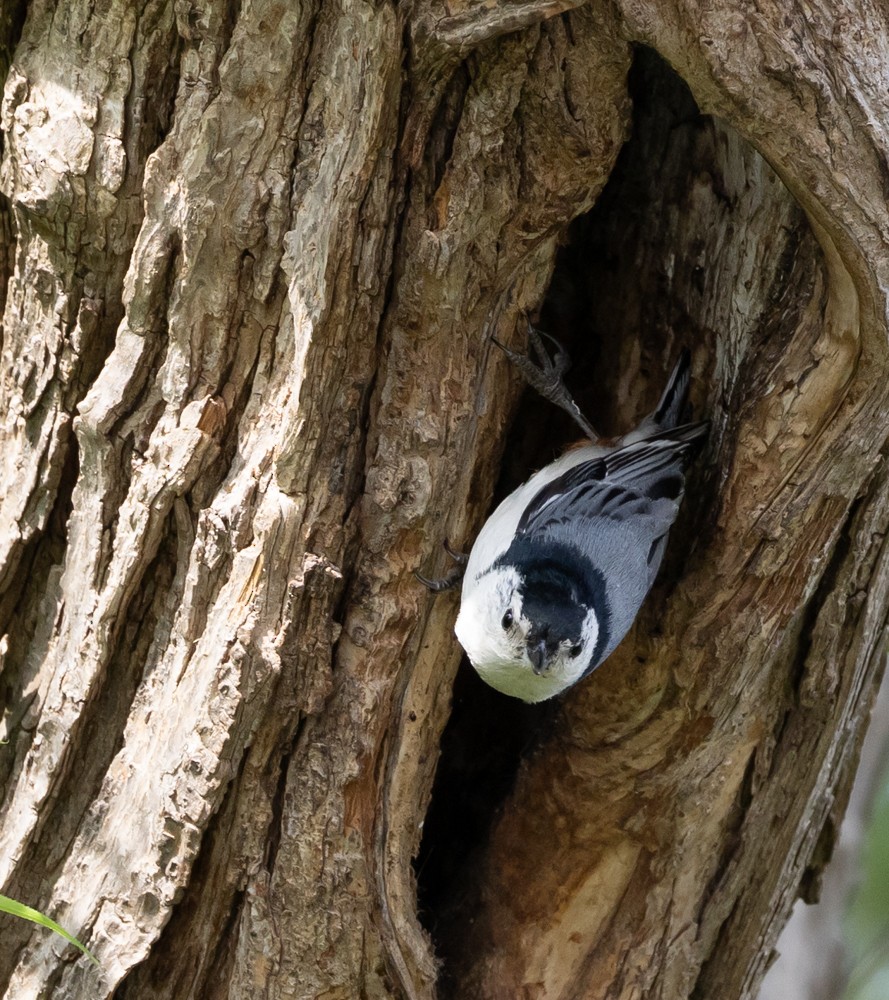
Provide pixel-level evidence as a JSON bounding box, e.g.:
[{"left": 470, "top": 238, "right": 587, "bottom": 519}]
[{"left": 0, "top": 2, "right": 886, "bottom": 1000}]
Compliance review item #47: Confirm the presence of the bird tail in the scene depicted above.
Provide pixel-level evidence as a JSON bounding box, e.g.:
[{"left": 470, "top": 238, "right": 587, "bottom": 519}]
[
  {"left": 660, "top": 418, "right": 710, "bottom": 455},
  {"left": 622, "top": 350, "right": 707, "bottom": 451},
  {"left": 651, "top": 347, "right": 692, "bottom": 430}
]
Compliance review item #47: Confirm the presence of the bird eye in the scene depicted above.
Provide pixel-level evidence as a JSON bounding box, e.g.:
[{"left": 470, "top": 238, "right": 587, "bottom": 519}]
[
  {"left": 569, "top": 643, "right": 583, "bottom": 658},
  {"left": 501, "top": 610, "right": 514, "bottom": 630}
]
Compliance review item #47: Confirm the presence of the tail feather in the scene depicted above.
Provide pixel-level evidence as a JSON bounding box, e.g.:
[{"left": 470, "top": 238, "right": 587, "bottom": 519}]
[
  {"left": 622, "top": 416, "right": 709, "bottom": 462},
  {"left": 652, "top": 347, "right": 692, "bottom": 429},
  {"left": 662, "top": 418, "right": 710, "bottom": 460},
  {"left": 662, "top": 419, "right": 710, "bottom": 447}
]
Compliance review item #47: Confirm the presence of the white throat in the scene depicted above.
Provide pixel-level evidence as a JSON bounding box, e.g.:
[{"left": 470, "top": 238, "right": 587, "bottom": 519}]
[{"left": 456, "top": 569, "right": 600, "bottom": 703}]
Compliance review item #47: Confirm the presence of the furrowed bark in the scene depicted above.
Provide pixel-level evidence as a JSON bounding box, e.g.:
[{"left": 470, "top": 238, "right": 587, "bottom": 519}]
[{"left": 0, "top": 1, "right": 886, "bottom": 999}]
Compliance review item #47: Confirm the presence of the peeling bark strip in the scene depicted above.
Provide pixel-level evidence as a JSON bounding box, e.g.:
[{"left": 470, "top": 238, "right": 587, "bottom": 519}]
[{"left": 0, "top": 0, "right": 887, "bottom": 998}]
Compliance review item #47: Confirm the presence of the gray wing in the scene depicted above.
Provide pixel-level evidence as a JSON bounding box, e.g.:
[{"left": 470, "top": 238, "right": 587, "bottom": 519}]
[
  {"left": 516, "top": 422, "right": 707, "bottom": 563},
  {"left": 515, "top": 424, "right": 706, "bottom": 667}
]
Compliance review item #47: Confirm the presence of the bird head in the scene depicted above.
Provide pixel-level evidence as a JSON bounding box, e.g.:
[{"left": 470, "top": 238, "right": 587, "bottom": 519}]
[{"left": 455, "top": 564, "right": 599, "bottom": 702}]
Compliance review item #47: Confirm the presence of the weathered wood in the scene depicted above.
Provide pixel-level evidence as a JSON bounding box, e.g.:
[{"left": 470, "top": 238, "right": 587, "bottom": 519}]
[{"left": 0, "top": 0, "right": 886, "bottom": 998}]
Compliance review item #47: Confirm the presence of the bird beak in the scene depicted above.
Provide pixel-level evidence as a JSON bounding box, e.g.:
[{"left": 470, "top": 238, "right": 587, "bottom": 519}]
[{"left": 528, "top": 639, "right": 549, "bottom": 675}]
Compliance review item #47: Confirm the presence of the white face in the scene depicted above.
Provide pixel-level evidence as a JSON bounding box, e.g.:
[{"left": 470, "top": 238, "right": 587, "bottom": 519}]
[{"left": 455, "top": 566, "right": 599, "bottom": 703}]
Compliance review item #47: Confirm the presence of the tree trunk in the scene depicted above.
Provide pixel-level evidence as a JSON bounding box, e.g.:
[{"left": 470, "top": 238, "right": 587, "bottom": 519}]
[{"left": 0, "top": 1, "right": 887, "bottom": 999}]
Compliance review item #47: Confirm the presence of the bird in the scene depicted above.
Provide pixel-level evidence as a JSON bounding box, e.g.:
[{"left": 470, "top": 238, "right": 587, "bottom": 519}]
[{"left": 437, "top": 324, "right": 707, "bottom": 703}]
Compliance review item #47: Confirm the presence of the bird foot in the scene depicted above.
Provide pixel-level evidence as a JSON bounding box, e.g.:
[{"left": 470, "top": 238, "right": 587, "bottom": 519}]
[
  {"left": 493, "top": 321, "right": 599, "bottom": 442},
  {"left": 416, "top": 538, "right": 468, "bottom": 592}
]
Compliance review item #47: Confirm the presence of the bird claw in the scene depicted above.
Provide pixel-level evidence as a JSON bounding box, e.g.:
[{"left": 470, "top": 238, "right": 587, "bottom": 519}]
[
  {"left": 493, "top": 320, "right": 599, "bottom": 442},
  {"left": 443, "top": 537, "right": 468, "bottom": 565},
  {"left": 415, "top": 569, "right": 463, "bottom": 592},
  {"left": 416, "top": 538, "right": 468, "bottom": 592},
  {"left": 527, "top": 323, "right": 571, "bottom": 379}
]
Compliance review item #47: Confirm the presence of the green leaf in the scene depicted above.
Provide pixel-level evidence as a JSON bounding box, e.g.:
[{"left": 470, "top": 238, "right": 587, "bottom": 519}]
[
  {"left": 844, "top": 759, "right": 889, "bottom": 1000},
  {"left": 0, "top": 894, "right": 100, "bottom": 967}
]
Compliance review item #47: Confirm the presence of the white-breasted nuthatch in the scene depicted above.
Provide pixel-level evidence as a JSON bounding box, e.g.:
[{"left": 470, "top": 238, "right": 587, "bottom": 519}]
[{"left": 421, "top": 325, "right": 707, "bottom": 703}]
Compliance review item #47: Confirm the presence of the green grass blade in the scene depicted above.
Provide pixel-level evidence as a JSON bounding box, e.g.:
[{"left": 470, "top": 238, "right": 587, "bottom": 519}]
[{"left": 0, "top": 894, "right": 100, "bottom": 967}]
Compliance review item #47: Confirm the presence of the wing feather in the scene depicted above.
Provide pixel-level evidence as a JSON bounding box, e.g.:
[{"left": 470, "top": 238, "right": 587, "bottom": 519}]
[{"left": 516, "top": 421, "right": 707, "bottom": 536}]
